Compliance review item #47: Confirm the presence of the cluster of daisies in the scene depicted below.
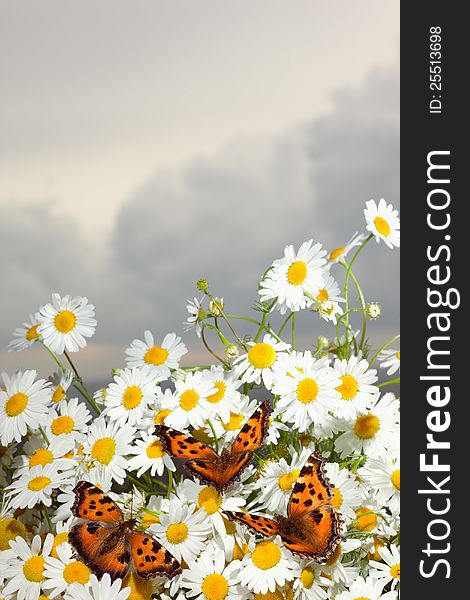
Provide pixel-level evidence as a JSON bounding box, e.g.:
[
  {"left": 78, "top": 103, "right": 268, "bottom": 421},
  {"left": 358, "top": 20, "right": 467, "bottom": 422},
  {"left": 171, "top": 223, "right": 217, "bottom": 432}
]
[{"left": 0, "top": 198, "right": 400, "bottom": 600}]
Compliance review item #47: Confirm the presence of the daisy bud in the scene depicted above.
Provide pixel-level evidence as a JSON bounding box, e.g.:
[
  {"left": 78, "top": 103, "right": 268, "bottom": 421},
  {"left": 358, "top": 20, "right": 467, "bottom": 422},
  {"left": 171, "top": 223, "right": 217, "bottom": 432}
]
[
  {"left": 209, "top": 297, "right": 224, "bottom": 317},
  {"left": 111, "top": 368, "right": 121, "bottom": 377},
  {"left": 317, "top": 336, "right": 329, "bottom": 349},
  {"left": 196, "top": 279, "right": 209, "bottom": 292},
  {"left": 225, "top": 344, "right": 239, "bottom": 361},
  {"left": 366, "top": 302, "right": 382, "bottom": 319}
]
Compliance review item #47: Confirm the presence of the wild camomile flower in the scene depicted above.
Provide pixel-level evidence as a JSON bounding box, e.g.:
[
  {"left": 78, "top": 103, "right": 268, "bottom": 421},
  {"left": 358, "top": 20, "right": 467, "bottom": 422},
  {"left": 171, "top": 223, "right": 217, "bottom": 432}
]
[
  {"left": 7, "top": 463, "right": 71, "bottom": 509},
  {"left": 0, "top": 370, "right": 50, "bottom": 445},
  {"left": 163, "top": 371, "right": 217, "bottom": 430},
  {"left": 127, "top": 430, "right": 176, "bottom": 478},
  {"left": 315, "top": 272, "right": 344, "bottom": 306},
  {"left": 47, "top": 397, "right": 92, "bottom": 439},
  {"left": 335, "top": 575, "right": 397, "bottom": 600},
  {"left": 378, "top": 348, "right": 400, "bottom": 376},
  {"left": 185, "top": 297, "right": 206, "bottom": 337},
  {"left": 201, "top": 365, "right": 243, "bottom": 423},
  {"left": 37, "top": 293, "right": 97, "bottom": 354},
  {"left": 239, "top": 537, "right": 295, "bottom": 594},
  {"left": 125, "top": 330, "right": 188, "bottom": 378},
  {"left": 291, "top": 560, "right": 332, "bottom": 600},
  {"left": 14, "top": 434, "right": 76, "bottom": 476},
  {"left": 66, "top": 573, "right": 131, "bottom": 600},
  {"left": 357, "top": 454, "right": 400, "bottom": 514},
  {"left": 233, "top": 334, "right": 290, "bottom": 390},
  {"left": 318, "top": 300, "right": 343, "bottom": 324},
  {"left": 43, "top": 541, "right": 91, "bottom": 597},
  {"left": 324, "top": 462, "right": 362, "bottom": 524},
  {"left": 364, "top": 199, "right": 400, "bottom": 249},
  {"left": 8, "top": 314, "right": 42, "bottom": 352},
  {"left": 332, "top": 356, "right": 379, "bottom": 420},
  {"left": 368, "top": 544, "right": 401, "bottom": 590},
  {"left": 327, "top": 232, "right": 368, "bottom": 264},
  {"left": 48, "top": 370, "right": 74, "bottom": 405}
]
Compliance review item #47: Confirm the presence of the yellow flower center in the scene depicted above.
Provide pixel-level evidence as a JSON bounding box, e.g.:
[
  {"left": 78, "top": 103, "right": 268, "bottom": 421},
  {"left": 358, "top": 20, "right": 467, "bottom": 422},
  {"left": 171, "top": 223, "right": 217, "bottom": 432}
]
[
  {"left": 224, "top": 518, "right": 237, "bottom": 535},
  {"left": 91, "top": 437, "right": 116, "bottom": 465},
  {"left": 248, "top": 343, "right": 277, "bottom": 369},
  {"left": 222, "top": 412, "right": 245, "bottom": 431},
  {"left": 144, "top": 346, "right": 169, "bottom": 366},
  {"left": 390, "top": 564, "right": 400, "bottom": 579},
  {"left": 374, "top": 216, "right": 391, "bottom": 237},
  {"left": 396, "top": 351, "right": 401, "bottom": 360},
  {"left": 54, "top": 310, "right": 77, "bottom": 333},
  {"left": 29, "top": 448, "right": 54, "bottom": 468},
  {"left": 337, "top": 375, "right": 359, "bottom": 401},
  {"left": 330, "top": 487, "right": 343, "bottom": 509},
  {"left": 166, "top": 522, "right": 189, "bottom": 544},
  {"left": 122, "top": 386, "right": 143, "bottom": 409},
  {"left": 179, "top": 389, "right": 199, "bottom": 411},
  {"left": 141, "top": 513, "right": 160, "bottom": 527},
  {"left": 287, "top": 261, "right": 308, "bottom": 285},
  {"left": 353, "top": 597, "right": 370, "bottom": 600},
  {"left": 201, "top": 573, "right": 229, "bottom": 600},
  {"left": 52, "top": 385, "right": 66, "bottom": 403},
  {"left": 329, "top": 246, "right": 345, "bottom": 261},
  {"left": 355, "top": 507, "right": 377, "bottom": 531},
  {"left": 207, "top": 381, "right": 226, "bottom": 404},
  {"left": 326, "top": 544, "right": 342, "bottom": 566},
  {"left": 391, "top": 469, "right": 400, "bottom": 491},
  {"left": 354, "top": 414, "right": 380, "bottom": 439},
  {"left": 198, "top": 486, "right": 222, "bottom": 515},
  {"left": 278, "top": 470, "right": 300, "bottom": 492},
  {"left": 5, "top": 392, "right": 28, "bottom": 417},
  {"left": 28, "top": 476, "right": 51, "bottom": 491},
  {"left": 51, "top": 415, "right": 75, "bottom": 435},
  {"left": 63, "top": 561, "right": 91, "bottom": 585},
  {"left": 296, "top": 378, "right": 319, "bottom": 404},
  {"left": 146, "top": 440, "right": 164, "bottom": 459},
  {"left": 0, "top": 518, "right": 27, "bottom": 550},
  {"left": 51, "top": 531, "right": 69, "bottom": 558},
  {"left": 369, "top": 536, "right": 385, "bottom": 561},
  {"left": 317, "top": 289, "right": 329, "bottom": 302},
  {"left": 23, "top": 555, "right": 46, "bottom": 582},
  {"left": 232, "top": 541, "right": 250, "bottom": 560},
  {"left": 26, "top": 324, "right": 40, "bottom": 341},
  {"left": 154, "top": 409, "right": 171, "bottom": 425},
  {"left": 123, "top": 572, "right": 154, "bottom": 600},
  {"left": 254, "top": 592, "right": 284, "bottom": 600},
  {"left": 251, "top": 541, "right": 281, "bottom": 570},
  {"left": 300, "top": 567, "right": 315, "bottom": 589}
]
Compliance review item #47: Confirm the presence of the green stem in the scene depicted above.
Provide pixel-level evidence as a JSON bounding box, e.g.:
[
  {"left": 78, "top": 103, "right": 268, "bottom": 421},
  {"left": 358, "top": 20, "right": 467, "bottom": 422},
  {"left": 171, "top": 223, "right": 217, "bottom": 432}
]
[
  {"left": 43, "top": 508, "right": 53, "bottom": 533},
  {"left": 369, "top": 334, "right": 401, "bottom": 367},
  {"left": 291, "top": 312, "right": 296, "bottom": 350},
  {"left": 278, "top": 312, "right": 294, "bottom": 337},
  {"left": 378, "top": 377, "right": 400, "bottom": 388},
  {"left": 201, "top": 327, "right": 226, "bottom": 365},
  {"left": 207, "top": 419, "right": 219, "bottom": 453},
  {"left": 254, "top": 301, "right": 276, "bottom": 342},
  {"left": 166, "top": 470, "right": 173, "bottom": 499},
  {"left": 43, "top": 345, "right": 66, "bottom": 373},
  {"left": 64, "top": 350, "right": 101, "bottom": 414},
  {"left": 39, "top": 426, "right": 50, "bottom": 446},
  {"left": 225, "top": 314, "right": 263, "bottom": 327},
  {"left": 343, "top": 234, "right": 372, "bottom": 346}
]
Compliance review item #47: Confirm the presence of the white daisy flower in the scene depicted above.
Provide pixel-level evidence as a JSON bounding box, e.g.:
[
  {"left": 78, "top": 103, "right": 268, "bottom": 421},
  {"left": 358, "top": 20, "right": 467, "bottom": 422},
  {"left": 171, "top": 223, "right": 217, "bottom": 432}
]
[
  {"left": 324, "top": 462, "right": 362, "bottom": 525},
  {"left": 83, "top": 418, "right": 135, "bottom": 484},
  {"left": 259, "top": 240, "right": 327, "bottom": 313},
  {"left": 49, "top": 520, "right": 72, "bottom": 559},
  {"left": 334, "top": 393, "right": 400, "bottom": 458},
  {"left": 7, "top": 463, "right": 71, "bottom": 509},
  {"left": 8, "top": 314, "right": 41, "bottom": 352},
  {"left": 327, "top": 232, "right": 368, "bottom": 264},
  {"left": 178, "top": 479, "right": 246, "bottom": 537},
  {"left": 335, "top": 575, "right": 397, "bottom": 600},
  {"left": 2, "top": 533, "right": 53, "bottom": 600},
  {"left": 37, "top": 293, "right": 97, "bottom": 354},
  {"left": 272, "top": 353, "right": 341, "bottom": 433},
  {"left": 352, "top": 496, "right": 387, "bottom": 536},
  {"left": 153, "top": 501, "right": 212, "bottom": 564},
  {"left": 369, "top": 544, "right": 400, "bottom": 590},
  {"left": 43, "top": 541, "right": 91, "bottom": 597},
  {"left": 291, "top": 560, "right": 331, "bottom": 600},
  {"left": 65, "top": 573, "right": 131, "bottom": 600},
  {"left": 318, "top": 299, "right": 343, "bottom": 324},
  {"left": 378, "top": 348, "right": 400, "bottom": 376},
  {"left": 233, "top": 334, "right": 290, "bottom": 391},
  {"left": 253, "top": 446, "right": 314, "bottom": 514},
  {"left": 211, "top": 396, "right": 259, "bottom": 445},
  {"left": 125, "top": 331, "right": 187, "bottom": 378},
  {"left": 179, "top": 546, "right": 243, "bottom": 600},
  {"left": 364, "top": 199, "right": 400, "bottom": 249},
  {"left": 332, "top": 356, "right": 379, "bottom": 420},
  {"left": 13, "top": 434, "right": 76, "bottom": 475},
  {"left": 201, "top": 365, "right": 243, "bottom": 423},
  {"left": 46, "top": 397, "right": 92, "bottom": 439},
  {"left": 104, "top": 366, "right": 160, "bottom": 427},
  {"left": 357, "top": 454, "right": 400, "bottom": 514},
  {"left": 127, "top": 430, "right": 176, "bottom": 477},
  {"left": 185, "top": 297, "right": 205, "bottom": 338},
  {"left": 48, "top": 369, "right": 74, "bottom": 406},
  {"left": 0, "top": 370, "right": 50, "bottom": 445},
  {"left": 240, "top": 537, "right": 295, "bottom": 594},
  {"left": 319, "top": 539, "right": 361, "bottom": 588},
  {"left": 163, "top": 371, "right": 217, "bottom": 431}
]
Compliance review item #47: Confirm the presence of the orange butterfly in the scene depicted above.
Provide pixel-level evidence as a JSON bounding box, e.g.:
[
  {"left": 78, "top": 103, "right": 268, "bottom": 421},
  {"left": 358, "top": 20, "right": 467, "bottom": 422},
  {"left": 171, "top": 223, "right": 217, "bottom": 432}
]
[
  {"left": 224, "top": 451, "right": 343, "bottom": 562},
  {"left": 154, "top": 399, "right": 272, "bottom": 493},
  {"left": 69, "top": 481, "right": 181, "bottom": 582}
]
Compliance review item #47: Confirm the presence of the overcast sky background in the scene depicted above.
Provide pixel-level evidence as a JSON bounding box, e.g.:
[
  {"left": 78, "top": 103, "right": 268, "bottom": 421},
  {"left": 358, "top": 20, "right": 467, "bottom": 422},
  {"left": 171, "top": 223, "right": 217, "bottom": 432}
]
[{"left": 1, "top": 1, "right": 400, "bottom": 382}]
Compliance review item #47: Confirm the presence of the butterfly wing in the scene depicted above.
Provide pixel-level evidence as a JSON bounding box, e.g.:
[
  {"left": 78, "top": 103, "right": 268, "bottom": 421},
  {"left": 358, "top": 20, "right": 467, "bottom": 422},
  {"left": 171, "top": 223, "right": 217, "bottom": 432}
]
[
  {"left": 130, "top": 531, "right": 181, "bottom": 580},
  {"left": 224, "top": 510, "right": 280, "bottom": 538},
  {"left": 287, "top": 452, "right": 333, "bottom": 517},
  {"left": 69, "top": 523, "right": 130, "bottom": 581},
  {"left": 185, "top": 450, "right": 251, "bottom": 492},
  {"left": 72, "top": 481, "right": 123, "bottom": 523},
  {"left": 280, "top": 506, "right": 343, "bottom": 562},
  {"left": 230, "top": 399, "right": 272, "bottom": 455},
  {"left": 154, "top": 425, "right": 218, "bottom": 460}
]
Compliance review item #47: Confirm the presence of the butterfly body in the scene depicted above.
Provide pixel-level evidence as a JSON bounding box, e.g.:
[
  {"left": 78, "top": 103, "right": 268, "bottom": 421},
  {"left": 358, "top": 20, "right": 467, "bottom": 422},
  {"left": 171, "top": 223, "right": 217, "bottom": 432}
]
[
  {"left": 155, "top": 399, "right": 271, "bottom": 493},
  {"left": 225, "top": 451, "right": 343, "bottom": 562},
  {"left": 69, "top": 481, "right": 181, "bottom": 582}
]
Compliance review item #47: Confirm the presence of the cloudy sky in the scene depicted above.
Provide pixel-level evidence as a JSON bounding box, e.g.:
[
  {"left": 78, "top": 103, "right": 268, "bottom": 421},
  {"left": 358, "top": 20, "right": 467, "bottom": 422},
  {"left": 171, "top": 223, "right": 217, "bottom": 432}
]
[{"left": 1, "top": 1, "right": 399, "bottom": 382}]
